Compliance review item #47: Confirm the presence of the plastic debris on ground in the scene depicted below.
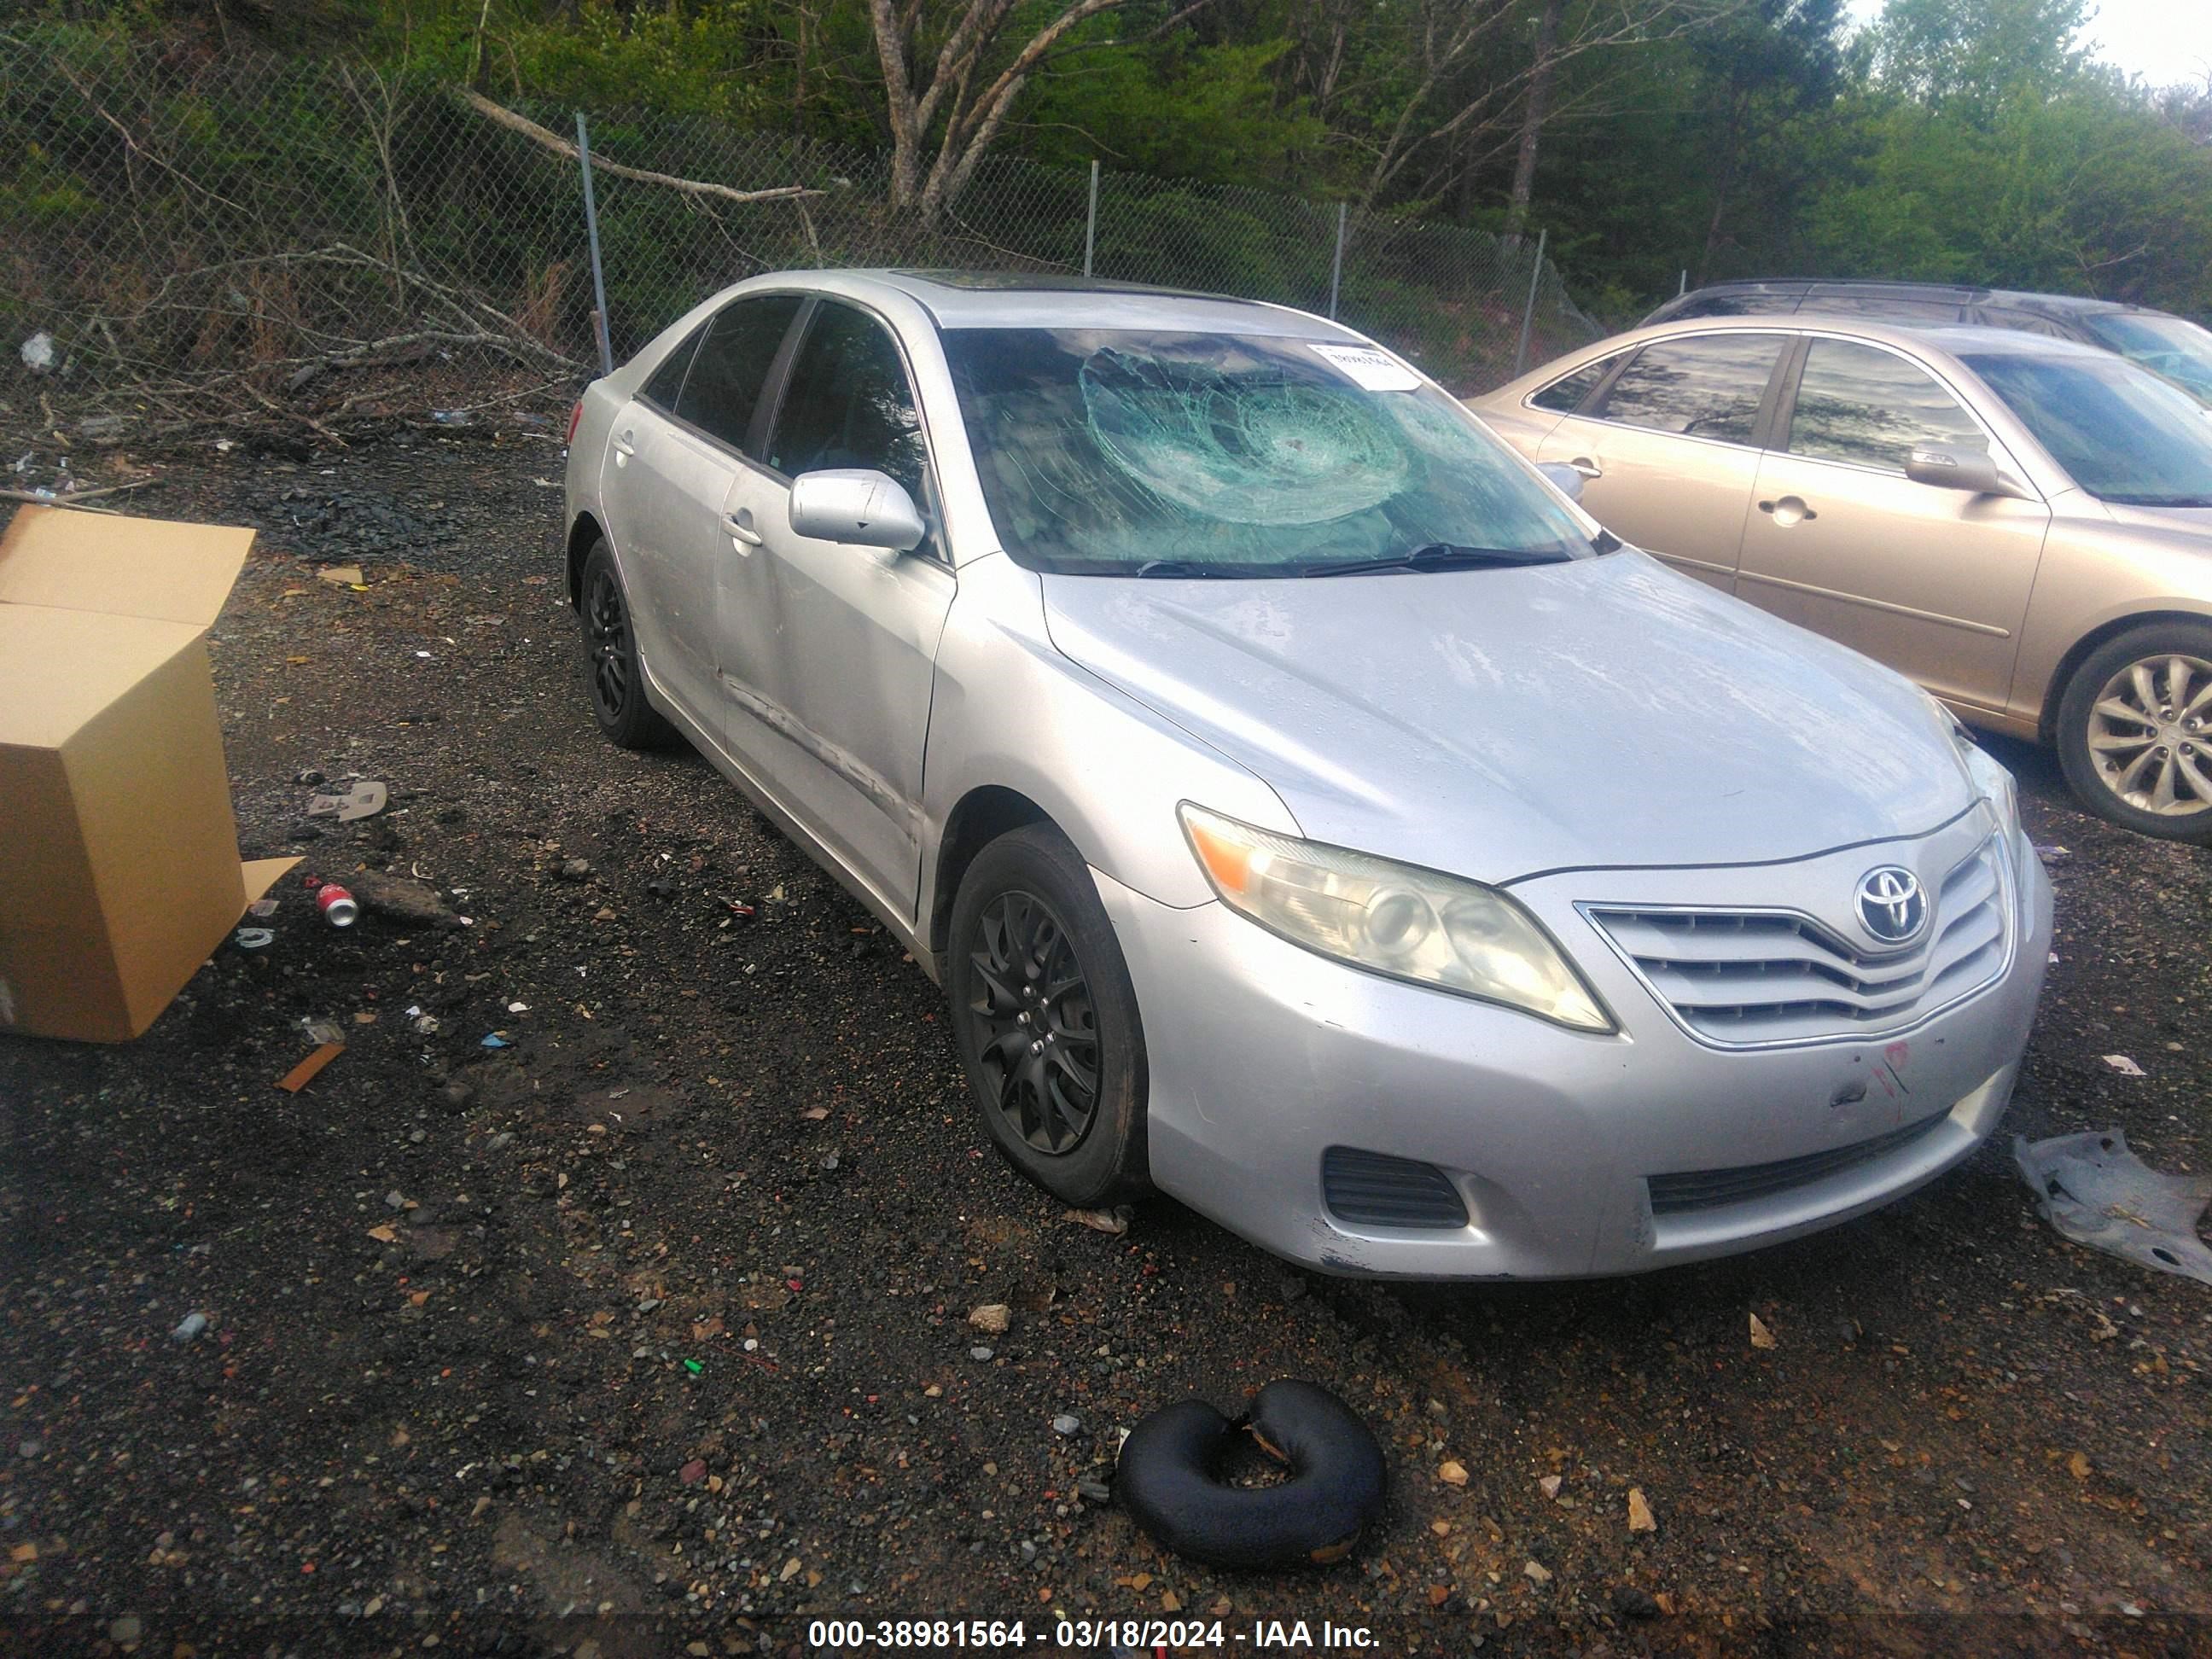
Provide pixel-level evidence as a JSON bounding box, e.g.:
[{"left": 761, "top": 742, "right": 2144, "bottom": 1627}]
[
  {"left": 2015, "top": 1128, "right": 2212, "bottom": 1287},
  {"left": 480, "top": 1033, "right": 511, "bottom": 1049},
  {"left": 306, "top": 780, "right": 389, "bottom": 822},
  {"left": 1063, "top": 1205, "right": 1132, "bottom": 1236},
  {"left": 2102, "top": 1054, "right": 2146, "bottom": 1076},
  {"left": 233, "top": 928, "right": 275, "bottom": 950},
  {"left": 276, "top": 1042, "right": 346, "bottom": 1094}
]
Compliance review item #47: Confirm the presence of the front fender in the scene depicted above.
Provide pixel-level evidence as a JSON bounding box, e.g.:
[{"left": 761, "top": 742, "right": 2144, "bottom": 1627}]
[{"left": 917, "top": 555, "right": 1295, "bottom": 925}]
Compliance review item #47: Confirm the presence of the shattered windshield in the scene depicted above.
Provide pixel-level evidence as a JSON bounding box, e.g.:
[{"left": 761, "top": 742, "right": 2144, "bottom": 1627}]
[{"left": 940, "top": 328, "right": 1592, "bottom": 575}]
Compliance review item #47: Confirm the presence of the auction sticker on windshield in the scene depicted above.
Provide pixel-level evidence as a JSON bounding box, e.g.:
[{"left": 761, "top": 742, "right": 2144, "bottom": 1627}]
[{"left": 1307, "top": 342, "right": 1421, "bottom": 392}]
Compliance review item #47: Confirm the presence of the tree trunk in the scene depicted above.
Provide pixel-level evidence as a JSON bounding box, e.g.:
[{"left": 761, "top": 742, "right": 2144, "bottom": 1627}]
[
  {"left": 1697, "top": 86, "right": 1744, "bottom": 282},
  {"left": 868, "top": 0, "right": 1125, "bottom": 227},
  {"left": 1502, "top": 0, "right": 1563, "bottom": 247}
]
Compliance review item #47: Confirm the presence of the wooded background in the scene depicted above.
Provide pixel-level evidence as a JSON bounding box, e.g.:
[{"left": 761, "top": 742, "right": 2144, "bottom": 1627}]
[{"left": 6, "top": 0, "right": 2209, "bottom": 423}]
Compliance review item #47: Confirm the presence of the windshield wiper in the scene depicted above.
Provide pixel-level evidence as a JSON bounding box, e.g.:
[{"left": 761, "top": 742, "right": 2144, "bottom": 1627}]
[
  {"left": 1134, "top": 558, "right": 1251, "bottom": 579},
  {"left": 1302, "top": 543, "right": 1573, "bottom": 578}
]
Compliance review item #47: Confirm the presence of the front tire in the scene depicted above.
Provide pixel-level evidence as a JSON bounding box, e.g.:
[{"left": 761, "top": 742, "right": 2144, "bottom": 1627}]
[
  {"left": 578, "top": 538, "right": 679, "bottom": 750},
  {"left": 947, "top": 824, "right": 1150, "bottom": 1207},
  {"left": 2055, "top": 621, "right": 2212, "bottom": 842}
]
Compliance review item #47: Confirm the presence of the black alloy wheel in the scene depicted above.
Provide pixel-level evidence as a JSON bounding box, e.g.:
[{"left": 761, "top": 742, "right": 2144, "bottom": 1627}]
[
  {"left": 947, "top": 823, "right": 1150, "bottom": 1207},
  {"left": 966, "top": 888, "right": 1102, "bottom": 1155},
  {"left": 585, "top": 563, "right": 632, "bottom": 721},
  {"left": 576, "top": 538, "right": 678, "bottom": 749}
]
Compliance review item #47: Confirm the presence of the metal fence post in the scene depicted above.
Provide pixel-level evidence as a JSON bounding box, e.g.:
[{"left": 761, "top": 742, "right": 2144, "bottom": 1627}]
[
  {"left": 1512, "top": 225, "right": 1547, "bottom": 378},
  {"left": 576, "top": 111, "right": 614, "bottom": 378},
  {"left": 1083, "top": 160, "right": 1099, "bottom": 277},
  {"left": 1327, "top": 201, "right": 1348, "bottom": 320}
]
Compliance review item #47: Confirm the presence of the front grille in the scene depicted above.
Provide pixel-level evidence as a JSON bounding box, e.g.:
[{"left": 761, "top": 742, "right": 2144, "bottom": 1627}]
[
  {"left": 1648, "top": 1112, "right": 1950, "bottom": 1214},
  {"left": 1584, "top": 835, "right": 2008, "bottom": 1047},
  {"left": 1322, "top": 1146, "right": 1470, "bottom": 1230}
]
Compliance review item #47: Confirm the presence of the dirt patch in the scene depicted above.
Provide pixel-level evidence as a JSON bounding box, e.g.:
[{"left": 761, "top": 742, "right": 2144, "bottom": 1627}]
[{"left": 3, "top": 432, "right": 2211, "bottom": 1653}]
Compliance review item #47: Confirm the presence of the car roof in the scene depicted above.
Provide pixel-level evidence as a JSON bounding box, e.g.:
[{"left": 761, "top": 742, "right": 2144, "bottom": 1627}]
[
  {"left": 1655, "top": 276, "right": 2145, "bottom": 322},
  {"left": 1559, "top": 313, "right": 2116, "bottom": 369},
  {"left": 771, "top": 268, "right": 1359, "bottom": 339}
]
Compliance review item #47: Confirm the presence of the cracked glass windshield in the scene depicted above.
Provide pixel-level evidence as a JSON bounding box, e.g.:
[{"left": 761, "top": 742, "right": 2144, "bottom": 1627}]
[{"left": 941, "top": 329, "right": 1593, "bottom": 575}]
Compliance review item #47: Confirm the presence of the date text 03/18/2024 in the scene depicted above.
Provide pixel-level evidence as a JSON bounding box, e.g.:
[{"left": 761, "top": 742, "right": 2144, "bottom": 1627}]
[{"left": 805, "top": 1619, "right": 1379, "bottom": 1650}]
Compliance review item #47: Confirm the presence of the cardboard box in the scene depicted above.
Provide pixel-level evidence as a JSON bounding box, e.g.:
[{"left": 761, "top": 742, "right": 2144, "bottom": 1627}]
[{"left": 0, "top": 505, "right": 295, "bottom": 1041}]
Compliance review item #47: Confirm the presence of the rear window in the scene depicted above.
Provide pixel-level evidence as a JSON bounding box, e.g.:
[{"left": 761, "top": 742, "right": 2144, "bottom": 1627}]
[
  {"left": 1797, "top": 294, "right": 1965, "bottom": 324},
  {"left": 1529, "top": 352, "right": 1621, "bottom": 413},
  {"left": 1593, "top": 335, "right": 1784, "bottom": 444},
  {"left": 1668, "top": 292, "right": 1802, "bottom": 318}
]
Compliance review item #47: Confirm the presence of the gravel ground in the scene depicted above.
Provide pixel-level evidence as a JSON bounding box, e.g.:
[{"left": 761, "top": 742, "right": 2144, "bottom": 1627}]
[{"left": 4, "top": 428, "right": 2212, "bottom": 1657}]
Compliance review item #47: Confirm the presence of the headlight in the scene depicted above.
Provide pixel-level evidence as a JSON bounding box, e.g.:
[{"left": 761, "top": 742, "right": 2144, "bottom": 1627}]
[
  {"left": 1963, "top": 739, "right": 2023, "bottom": 838},
  {"left": 1178, "top": 804, "right": 1615, "bottom": 1033}
]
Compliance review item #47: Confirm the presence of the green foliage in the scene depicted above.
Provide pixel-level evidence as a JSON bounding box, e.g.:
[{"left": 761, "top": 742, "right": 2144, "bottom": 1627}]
[
  {"left": 1019, "top": 34, "right": 1334, "bottom": 189},
  {"left": 13, "top": 0, "right": 2212, "bottom": 335}
]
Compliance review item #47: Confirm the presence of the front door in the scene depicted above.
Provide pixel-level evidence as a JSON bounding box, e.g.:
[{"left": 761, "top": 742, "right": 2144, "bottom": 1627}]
[
  {"left": 752, "top": 300, "right": 955, "bottom": 919},
  {"left": 1736, "top": 336, "right": 2050, "bottom": 714},
  {"left": 1537, "top": 331, "right": 1788, "bottom": 591}
]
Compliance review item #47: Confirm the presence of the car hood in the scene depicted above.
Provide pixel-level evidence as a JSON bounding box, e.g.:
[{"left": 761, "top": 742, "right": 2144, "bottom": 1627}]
[
  {"left": 2097, "top": 499, "right": 2212, "bottom": 535},
  {"left": 1040, "top": 551, "right": 1976, "bottom": 883}
]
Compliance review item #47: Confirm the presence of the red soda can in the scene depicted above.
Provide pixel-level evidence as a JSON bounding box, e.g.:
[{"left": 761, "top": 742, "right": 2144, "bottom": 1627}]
[{"left": 316, "top": 882, "right": 360, "bottom": 928}]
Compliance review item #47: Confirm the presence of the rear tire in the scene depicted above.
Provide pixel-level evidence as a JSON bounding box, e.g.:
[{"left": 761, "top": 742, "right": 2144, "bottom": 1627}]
[
  {"left": 2054, "top": 621, "right": 2212, "bottom": 843},
  {"left": 947, "top": 824, "right": 1150, "bottom": 1208},
  {"left": 578, "top": 538, "right": 679, "bottom": 750}
]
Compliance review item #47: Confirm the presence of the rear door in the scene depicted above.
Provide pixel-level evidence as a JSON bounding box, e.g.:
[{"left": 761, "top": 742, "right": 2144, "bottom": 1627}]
[
  {"left": 1476, "top": 348, "right": 1630, "bottom": 461},
  {"left": 1535, "top": 331, "right": 1789, "bottom": 589},
  {"left": 665, "top": 292, "right": 807, "bottom": 774},
  {"left": 599, "top": 325, "right": 711, "bottom": 717},
  {"left": 749, "top": 299, "right": 956, "bottom": 918},
  {"left": 602, "top": 295, "right": 803, "bottom": 731},
  {"left": 1736, "top": 335, "right": 2050, "bottom": 714}
]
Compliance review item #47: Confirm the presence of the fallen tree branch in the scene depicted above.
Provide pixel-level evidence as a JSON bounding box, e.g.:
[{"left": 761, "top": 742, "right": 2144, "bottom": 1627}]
[
  {"left": 456, "top": 90, "right": 823, "bottom": 207},
  {"left": 0, "top": 477, "right": 159, "bottom": 507}
]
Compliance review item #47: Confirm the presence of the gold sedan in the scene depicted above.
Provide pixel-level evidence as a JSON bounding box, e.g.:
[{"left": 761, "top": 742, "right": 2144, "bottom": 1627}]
[{"left": 1471, "top": 316, "right": 2212, "bottom": 842}]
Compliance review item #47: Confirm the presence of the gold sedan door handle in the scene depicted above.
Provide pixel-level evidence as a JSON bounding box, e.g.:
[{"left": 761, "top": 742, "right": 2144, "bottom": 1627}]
[{"left": 1757, "top": 496, "right": 1818, "bottom": 526}]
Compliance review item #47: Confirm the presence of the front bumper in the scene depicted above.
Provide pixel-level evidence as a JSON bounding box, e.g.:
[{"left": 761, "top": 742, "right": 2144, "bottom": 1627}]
[{"left": 1097, "top": 814, "right": 2052, "bottom": 1278}]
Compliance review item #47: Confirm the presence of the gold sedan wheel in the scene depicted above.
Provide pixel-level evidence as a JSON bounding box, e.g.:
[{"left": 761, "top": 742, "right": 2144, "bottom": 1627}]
[{"left": 2086, "top": 650, "right": 2212, "bottom": 819}]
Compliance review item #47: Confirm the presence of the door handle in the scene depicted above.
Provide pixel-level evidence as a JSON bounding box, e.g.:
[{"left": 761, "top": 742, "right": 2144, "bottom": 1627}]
[
  {"left": 1757, "top": 496, "right": 1818, "bottom": 525},
  {"left": 1568, "top": 457, "right": 1603, "bottom": 479},
  {"left": 726, "top": 509, "right": 764, "bottom": 548},
  {"left": 612, "top": 428, "right": 636, "bottom": 467}
]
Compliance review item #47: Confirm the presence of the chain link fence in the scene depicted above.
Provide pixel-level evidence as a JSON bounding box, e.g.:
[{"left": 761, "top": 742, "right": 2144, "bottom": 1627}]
[{"left": 2, "top": 28, "right": 1603, "bottom": 434}]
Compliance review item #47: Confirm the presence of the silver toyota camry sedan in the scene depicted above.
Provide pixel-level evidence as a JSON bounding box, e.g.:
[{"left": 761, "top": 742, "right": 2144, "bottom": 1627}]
[{"left": 562, "top": 270, "right": 2052, "bottom": 1278}]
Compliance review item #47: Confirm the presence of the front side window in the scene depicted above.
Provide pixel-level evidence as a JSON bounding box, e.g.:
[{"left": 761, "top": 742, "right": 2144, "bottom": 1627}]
[
  {"left": 768, "top": 302, "right": 928, "bottom": 496},
  {"left": 1785, "top": 339, "right": 1986, "bottom": 471},
  {"left": 676, "top": 294, "right": 804, "bottom": 454},
  {"left": 1593, "top": 335, "right": 1783, "bottom": 444},
  {"left": 1530, "top": 352, "right": 1621, "bottom": 413},
  {"left": 941, "top": 328, "right": 1592, "bottom": 575},
  {"left": 1965, "top": 351, "right": 2212, "bottom": 508}
]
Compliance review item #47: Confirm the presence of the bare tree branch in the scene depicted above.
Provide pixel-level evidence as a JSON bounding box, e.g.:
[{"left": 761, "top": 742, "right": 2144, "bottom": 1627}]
[{"left": 454, "top": 90, "right": 821, "bottom": 207}]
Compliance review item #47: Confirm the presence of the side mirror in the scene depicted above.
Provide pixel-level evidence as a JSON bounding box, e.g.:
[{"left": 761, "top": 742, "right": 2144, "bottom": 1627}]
[
  {"left": 1537, "top": 461, "right": 1586, "bottom": 503},
  {"left": 788, "top": 469, "right": 927, "bottom": 552},
  {"left": 1905, "top": 447, "right": 2024, "bottom": 499}
]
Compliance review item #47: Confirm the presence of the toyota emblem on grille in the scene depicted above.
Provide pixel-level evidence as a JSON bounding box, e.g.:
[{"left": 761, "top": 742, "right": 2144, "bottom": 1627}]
[{"left": 1854, "top": 866, "right": 1927, "bottom": 945}]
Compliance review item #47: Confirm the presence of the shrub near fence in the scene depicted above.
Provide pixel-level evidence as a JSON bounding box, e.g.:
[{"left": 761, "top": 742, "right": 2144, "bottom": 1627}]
[{"left": 0, "top": 27, "right": 1602, "bottom": 424}]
